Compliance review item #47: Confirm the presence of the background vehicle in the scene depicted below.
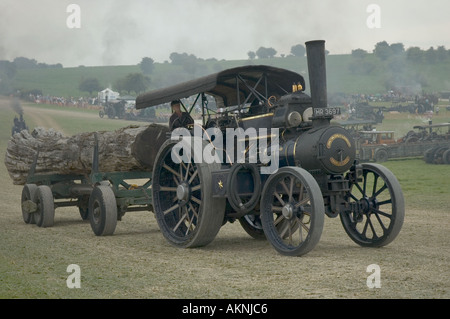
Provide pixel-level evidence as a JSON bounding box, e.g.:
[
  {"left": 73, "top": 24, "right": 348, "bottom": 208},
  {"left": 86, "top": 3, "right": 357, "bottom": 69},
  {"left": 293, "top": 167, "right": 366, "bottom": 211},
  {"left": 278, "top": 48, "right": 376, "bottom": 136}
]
[
  {"left": 11, "top": 114, "right": 28, "bottom": 136},
  {"left": 356, "top": 123, "right": 450, "bottom": 162},
  {"left": 99, "top": 99, "right": 127, "bottom": 119},
  {"left": 99, "top": 98, "right": 169, "bottom": 123}
]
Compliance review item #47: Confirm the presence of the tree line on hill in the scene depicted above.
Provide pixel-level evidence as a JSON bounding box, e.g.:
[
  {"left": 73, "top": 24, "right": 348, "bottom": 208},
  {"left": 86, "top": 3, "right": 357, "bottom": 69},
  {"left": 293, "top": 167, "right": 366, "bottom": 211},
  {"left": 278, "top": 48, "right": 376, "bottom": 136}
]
[
  {"left": 91, "top": 41, "right": 450, "bottom": 97},
  {"left": 349, "top": 41, "right": 450, "bottom": 91},
  {"left": 2, "top": 41, "right": 450, "bottom": 98},
  {"left": 0, "top": 56, "right": 63, "bottom": 79},
  {"left": 351, "top": 41, "right": 450, "bottom": 66},
  {"left": 89, "top": 44, "right": 316, "bottom": 96},
  {"left": 0, "top": 57, "right": 63, "bottom": 94}
]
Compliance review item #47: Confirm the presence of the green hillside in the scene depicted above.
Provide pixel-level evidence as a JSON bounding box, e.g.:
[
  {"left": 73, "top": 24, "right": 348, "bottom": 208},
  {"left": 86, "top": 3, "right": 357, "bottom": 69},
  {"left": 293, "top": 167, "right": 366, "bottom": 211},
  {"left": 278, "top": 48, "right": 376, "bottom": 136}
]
[{"left": 8, "top": 53, "right": 450, "bottom": 98}]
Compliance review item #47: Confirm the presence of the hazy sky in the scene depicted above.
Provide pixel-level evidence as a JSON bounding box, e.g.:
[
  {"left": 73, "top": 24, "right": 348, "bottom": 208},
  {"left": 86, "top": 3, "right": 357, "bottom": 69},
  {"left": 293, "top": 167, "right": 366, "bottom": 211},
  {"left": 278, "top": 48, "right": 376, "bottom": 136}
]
[{"left": 0, "top": 0, "right": 448, "bottom": 67}]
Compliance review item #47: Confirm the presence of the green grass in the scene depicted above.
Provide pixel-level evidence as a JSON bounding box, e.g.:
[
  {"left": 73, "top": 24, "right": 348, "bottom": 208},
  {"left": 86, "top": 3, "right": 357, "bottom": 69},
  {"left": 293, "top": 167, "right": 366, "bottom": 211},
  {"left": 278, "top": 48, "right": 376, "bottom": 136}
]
[
  {"left": 51, "top": 114, "right": 142, "bottom": 136},
  {"left": 19, "top": 102, "right": 149, "bottom": 136},
  {"left": 0, "top": 107, "right": 17, "bottom": 151},
  {"left": 12, "top": 65, "right": 141, "bottom": 97},
  {"left": 374, "top": 108, "right": 450, "bottom": 137},
  {"left": 383, "top": 159, "right": 450, "bottom": 210}
]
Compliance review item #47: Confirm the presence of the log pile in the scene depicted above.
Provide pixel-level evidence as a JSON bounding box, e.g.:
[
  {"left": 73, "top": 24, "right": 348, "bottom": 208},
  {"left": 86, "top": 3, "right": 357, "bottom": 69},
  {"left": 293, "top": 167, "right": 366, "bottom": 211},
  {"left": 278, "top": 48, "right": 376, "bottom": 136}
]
[{"left": 4, "top": 124, "right": 170, "bottom": 185}]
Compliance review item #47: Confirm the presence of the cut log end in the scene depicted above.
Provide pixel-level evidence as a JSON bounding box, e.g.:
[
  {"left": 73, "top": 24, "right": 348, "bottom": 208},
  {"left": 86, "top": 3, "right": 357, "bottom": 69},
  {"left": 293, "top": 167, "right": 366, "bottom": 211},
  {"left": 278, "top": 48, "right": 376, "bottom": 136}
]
[{"left": 4, "top": 124, "right": 170, "bottom": 185}]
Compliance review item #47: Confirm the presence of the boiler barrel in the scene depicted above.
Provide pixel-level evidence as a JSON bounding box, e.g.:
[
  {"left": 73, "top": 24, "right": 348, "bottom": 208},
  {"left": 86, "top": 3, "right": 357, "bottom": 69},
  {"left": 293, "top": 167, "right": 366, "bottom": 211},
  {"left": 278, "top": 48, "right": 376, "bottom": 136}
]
[{"left": 280, "top": 126, "right": 356, "bottom": 174}]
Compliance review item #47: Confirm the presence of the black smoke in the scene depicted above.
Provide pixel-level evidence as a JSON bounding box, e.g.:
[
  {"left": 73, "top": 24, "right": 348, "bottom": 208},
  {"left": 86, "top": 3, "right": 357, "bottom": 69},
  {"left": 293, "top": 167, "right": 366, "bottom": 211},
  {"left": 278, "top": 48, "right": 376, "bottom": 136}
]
[{"left": 10, "top": 98, "right": 23, "bottom": 115}]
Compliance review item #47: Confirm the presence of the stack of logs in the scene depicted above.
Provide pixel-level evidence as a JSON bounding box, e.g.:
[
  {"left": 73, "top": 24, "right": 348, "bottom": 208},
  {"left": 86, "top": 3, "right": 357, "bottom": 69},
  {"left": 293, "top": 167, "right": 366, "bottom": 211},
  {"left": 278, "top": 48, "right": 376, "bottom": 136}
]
[{"left": 4, "top": 124, "right": 170, "bottom": 185}]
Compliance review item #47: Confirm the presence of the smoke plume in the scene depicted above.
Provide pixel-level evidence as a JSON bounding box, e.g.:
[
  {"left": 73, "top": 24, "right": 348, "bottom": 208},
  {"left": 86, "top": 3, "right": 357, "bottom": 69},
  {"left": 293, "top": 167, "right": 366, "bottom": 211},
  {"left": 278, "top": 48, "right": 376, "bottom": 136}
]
[{"left": 10, "top": 98, "right": 23, "bottom": 115}]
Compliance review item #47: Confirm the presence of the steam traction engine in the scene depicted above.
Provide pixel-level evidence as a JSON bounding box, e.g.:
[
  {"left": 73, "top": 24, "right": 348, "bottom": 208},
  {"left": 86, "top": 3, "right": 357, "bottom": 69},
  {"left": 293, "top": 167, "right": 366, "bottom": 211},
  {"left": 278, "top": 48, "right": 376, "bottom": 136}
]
[{"left": 136, "top": 40, "right": 405, "bottom": 256}]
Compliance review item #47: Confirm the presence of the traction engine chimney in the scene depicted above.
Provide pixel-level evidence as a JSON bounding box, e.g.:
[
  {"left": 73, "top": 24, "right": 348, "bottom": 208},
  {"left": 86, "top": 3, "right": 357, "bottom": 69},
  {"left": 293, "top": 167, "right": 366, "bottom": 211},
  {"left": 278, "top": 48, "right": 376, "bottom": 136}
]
[{"left": 305, "top": 40, "right": 329, "bottom": 126}]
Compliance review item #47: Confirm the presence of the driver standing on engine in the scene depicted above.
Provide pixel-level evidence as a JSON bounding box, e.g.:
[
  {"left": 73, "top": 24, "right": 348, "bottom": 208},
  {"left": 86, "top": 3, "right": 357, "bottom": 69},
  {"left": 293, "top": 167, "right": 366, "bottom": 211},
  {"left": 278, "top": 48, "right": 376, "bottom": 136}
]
[{"left": 169, "top": 100, "right": 194, "bottom": 130}]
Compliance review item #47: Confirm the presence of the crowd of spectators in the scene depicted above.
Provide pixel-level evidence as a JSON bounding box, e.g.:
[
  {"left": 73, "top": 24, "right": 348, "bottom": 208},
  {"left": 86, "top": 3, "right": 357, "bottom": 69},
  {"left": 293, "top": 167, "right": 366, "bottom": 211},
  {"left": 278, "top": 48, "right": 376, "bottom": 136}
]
[{"left": 24, "top": 93, "right": 100, "bottom": 109}]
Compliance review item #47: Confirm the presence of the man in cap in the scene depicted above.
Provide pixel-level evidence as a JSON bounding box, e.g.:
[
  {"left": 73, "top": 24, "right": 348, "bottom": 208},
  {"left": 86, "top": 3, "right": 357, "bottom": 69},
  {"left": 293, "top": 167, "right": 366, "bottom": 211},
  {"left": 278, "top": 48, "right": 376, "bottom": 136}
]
[{"left": 169, "top": 100, "right": 194, "bottom": 130}]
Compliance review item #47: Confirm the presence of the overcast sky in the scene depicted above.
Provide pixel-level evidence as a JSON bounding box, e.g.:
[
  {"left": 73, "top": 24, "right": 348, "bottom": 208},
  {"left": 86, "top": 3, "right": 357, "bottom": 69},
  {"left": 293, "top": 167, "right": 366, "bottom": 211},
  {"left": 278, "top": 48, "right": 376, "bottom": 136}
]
[{"left": 0, "top": 0, "right": 448, "bottom": 67}]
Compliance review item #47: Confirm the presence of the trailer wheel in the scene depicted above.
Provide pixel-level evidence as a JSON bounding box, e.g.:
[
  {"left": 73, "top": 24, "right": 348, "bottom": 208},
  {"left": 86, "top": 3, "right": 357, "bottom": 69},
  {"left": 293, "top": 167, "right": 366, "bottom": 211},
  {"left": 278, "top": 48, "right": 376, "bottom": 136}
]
[
  {"left": 33, "top": 185, "right": 55, "bottom": 228},
  {"left": 340, "top": 163, "right": 405, "bottom": 247},
  {"left": 152, "top": 137, "right": 225, "bottom": 248},
  {"left": 260, "top": 167, "right": 325, "bottom": 256},
  {"left": 88, "top": 185, "right": 117, "bottom": 236},
  {"left": 21, "top": 184, "right": 37, "bottom": 224}
]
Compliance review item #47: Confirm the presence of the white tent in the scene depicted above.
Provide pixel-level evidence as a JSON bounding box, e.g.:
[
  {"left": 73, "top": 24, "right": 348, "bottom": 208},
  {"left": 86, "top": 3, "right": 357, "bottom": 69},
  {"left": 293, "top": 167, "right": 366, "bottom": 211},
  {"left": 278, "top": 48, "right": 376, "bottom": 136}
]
[{"left": 98, "top": 88, "right": 120, "bottom": 103}]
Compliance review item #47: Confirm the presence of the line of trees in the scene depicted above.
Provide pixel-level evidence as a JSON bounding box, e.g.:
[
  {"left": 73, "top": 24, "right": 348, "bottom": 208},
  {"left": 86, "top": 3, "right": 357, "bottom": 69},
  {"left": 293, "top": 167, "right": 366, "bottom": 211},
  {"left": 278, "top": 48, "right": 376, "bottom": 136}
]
[
  {"left": 78, "top": 73, "right": 151, "bottom": 96},
  {"left": 0, "top": 57, "right": 63, "bottom": 79},
  {"left": 6, "top": 40, "right": 450, "bottom": 98},
  {"left": 247, "top": 44, "right": 329, "bottom": 60},
  {"left": 349, "top": 41, "right": 450, "bottom": 90},
  {"left": 0, "top": 57, "right": 64, "bottom": 94},
  {"left": 70, "top": 39, "right": 450, "bottom": 97},
  {"left": 349, "top": 41, "right": 450, "bottom": 77},
  {"left": 352, "top": 41, "right": 450, "bottom": 63}
]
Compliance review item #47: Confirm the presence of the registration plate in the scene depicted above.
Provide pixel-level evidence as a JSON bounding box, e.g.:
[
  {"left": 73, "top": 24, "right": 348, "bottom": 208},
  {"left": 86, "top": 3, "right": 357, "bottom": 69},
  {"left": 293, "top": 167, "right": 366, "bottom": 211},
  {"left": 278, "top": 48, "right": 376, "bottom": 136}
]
[{"left": 313, "top": 107, "right": 341, "bottom": 117}]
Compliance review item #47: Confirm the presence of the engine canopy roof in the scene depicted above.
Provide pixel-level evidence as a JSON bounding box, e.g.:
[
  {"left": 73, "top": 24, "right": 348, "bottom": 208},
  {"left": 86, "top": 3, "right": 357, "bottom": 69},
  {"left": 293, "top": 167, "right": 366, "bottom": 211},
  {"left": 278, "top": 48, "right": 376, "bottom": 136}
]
[{"left": 135, "top": 65, "right": 305, "bottom": 109}]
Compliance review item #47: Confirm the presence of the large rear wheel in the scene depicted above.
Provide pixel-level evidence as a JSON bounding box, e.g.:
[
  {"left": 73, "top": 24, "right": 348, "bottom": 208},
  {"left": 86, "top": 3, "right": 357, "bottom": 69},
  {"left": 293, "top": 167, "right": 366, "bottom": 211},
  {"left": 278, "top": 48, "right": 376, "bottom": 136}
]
[{"left": 152, "top": 137, "right": 225, "bottom": 248}]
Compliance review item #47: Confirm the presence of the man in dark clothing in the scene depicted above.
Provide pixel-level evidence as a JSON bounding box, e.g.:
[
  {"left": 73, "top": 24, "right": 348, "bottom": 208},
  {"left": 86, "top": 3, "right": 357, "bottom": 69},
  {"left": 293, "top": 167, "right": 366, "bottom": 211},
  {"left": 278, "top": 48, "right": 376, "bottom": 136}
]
[{"left": 169, "top": 100, "right": 194, "bottom": 130}]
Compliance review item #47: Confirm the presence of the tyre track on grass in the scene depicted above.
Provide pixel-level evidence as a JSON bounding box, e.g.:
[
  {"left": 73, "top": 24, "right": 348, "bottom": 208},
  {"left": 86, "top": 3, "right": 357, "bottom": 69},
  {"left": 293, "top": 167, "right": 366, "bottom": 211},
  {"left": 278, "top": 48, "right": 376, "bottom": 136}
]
[{"left": 23, "top": 106, "right": 67, "bottom": 135}]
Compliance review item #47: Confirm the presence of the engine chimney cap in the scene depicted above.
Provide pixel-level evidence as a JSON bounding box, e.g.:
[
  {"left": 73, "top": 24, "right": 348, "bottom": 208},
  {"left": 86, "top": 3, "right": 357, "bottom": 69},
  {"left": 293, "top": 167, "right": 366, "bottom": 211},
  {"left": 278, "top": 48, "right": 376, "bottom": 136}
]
[{"left": 305, "top": 40, "right": 326, "bottom": 45}]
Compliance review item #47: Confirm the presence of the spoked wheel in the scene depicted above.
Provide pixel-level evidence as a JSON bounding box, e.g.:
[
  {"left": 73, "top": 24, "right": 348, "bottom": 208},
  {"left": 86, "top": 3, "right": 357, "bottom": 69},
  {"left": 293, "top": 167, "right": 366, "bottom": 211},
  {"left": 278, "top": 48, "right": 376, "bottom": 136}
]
[
  {"left": 33, "top": 185, "right": 55, "bottom": 228},
  {"left": 21, "top": 184, "right": 37, "bottom": 224},
  {"left": 260, "top": 167, "right": 325, "bottom": 256},
  {"left": 88, "top": 185, "right": 118, "bottom": 236},
  {"left": 340, "top": 163, "right": 405, "bottom": 247},
  {"left": 238, "top": 213, "right": 266, "bottom": 240},
  {"left": 152, "top": 137, "right": 225, "bottom": 248}
]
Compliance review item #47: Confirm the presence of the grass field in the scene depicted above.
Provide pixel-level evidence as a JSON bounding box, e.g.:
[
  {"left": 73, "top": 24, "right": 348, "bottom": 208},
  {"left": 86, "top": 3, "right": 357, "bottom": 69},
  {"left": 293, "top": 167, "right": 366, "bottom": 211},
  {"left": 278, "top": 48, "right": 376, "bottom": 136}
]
[{"left": 0, "top": 96, "right": 449, "bottom": 300}]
